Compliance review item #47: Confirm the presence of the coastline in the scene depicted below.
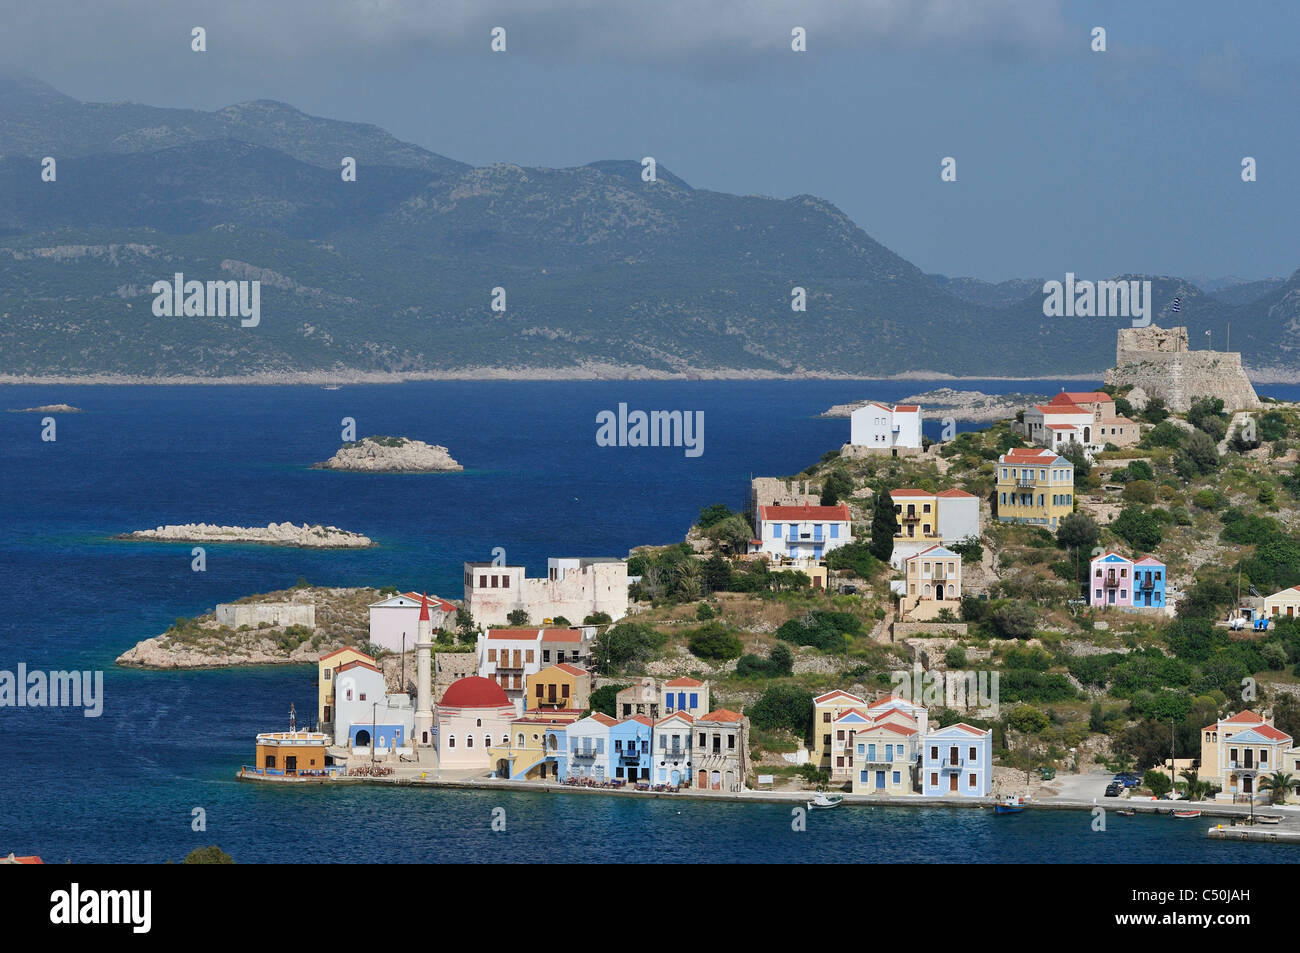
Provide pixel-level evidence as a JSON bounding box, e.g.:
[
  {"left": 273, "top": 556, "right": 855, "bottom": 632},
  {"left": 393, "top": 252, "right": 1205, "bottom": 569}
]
[
  {"left": 4, "top": 367, "right": 1298, "bottom": 386},
  {"left": 233, "top": 769, "right": 1300, "bottom": 826}
]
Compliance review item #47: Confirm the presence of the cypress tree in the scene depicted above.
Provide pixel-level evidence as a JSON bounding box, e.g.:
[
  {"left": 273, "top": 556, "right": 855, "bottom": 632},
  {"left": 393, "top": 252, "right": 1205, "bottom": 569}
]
[{"left": 870, "top": 489, "right": 898, "bottom": 563}]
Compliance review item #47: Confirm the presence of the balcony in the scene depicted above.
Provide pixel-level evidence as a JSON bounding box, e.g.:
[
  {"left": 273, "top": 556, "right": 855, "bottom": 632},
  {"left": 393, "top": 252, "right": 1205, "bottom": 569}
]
[
  {"left": 939, "top": 758, "right": 965, "bottom": 771},
  {"left": 662, "top": 747, "right": 686, "bottom": 759},
  {"left": 1139, "top": 577, "right": 1155, "bottom": 590},
  {"left": 572, "top": 749, "right": 598, "bottom": 759},
  {"left": 931, "top": 570, "right": 948, "bottom": 581},
  {"left": 1103, "top": 575, "right": 1121, "bottom": 588},
  {"left": 617, "top": 749, "right": 645, "bottom": 762}
]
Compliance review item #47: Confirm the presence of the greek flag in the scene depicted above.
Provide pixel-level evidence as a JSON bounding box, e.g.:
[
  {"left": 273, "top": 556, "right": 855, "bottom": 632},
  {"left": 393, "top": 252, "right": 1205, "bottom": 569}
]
[{"left": 1171, "top": 295, "right": 1181, "bottom": 313}]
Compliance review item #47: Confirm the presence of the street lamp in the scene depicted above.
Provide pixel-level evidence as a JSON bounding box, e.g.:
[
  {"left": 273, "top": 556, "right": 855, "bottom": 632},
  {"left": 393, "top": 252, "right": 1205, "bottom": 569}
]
[{"left": 371, "top": 701, "right": 378, "bottom": 766}]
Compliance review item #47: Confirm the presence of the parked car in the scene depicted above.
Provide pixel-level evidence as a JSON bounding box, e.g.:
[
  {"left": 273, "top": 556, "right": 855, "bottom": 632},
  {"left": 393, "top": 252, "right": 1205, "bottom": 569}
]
[{"left": 1105, "top": 782, "right": 1122, "bottom": 797}]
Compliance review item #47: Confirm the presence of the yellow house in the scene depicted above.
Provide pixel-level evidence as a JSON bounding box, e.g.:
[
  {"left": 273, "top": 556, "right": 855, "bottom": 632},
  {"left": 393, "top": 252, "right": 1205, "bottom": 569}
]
[
  {"left": 318, "top": 647, "right": 376, "bottom": 730},
  {"left": 1264, "top": 585, "right": 1300, "bottom": 621},
  {"left": 890, "top": 490, "right": 942, "bottom": 543},
  {"left": 1200, "top": 710, "right": 1293, "bottom": 797},
  {"left": 848, "top": 720, "right": 920, "bottom": 795},
  {"left": 897, "top": 545, "right": 962, "bottom": 621},
  {"left": 525, "top": 662, "right": 591, "bottom": 712},
  {"left": 995, "top": 448, "right": 1075, "bottom": 529},
  {"left": 487, "top": 711, "right": 581, "bottom": 781},
  {"left": 813, "top": 690, "right": 867, "bottom": 771}
]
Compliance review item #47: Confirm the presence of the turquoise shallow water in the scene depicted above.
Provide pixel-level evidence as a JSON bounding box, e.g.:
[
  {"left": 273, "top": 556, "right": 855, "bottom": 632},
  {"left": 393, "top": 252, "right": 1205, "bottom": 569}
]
[{"left": 2, "top": 379, "right": 1297, "bottom": 863}]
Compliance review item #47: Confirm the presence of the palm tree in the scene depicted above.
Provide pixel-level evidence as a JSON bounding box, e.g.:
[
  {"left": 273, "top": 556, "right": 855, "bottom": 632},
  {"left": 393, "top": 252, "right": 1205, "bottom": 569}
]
[
  {"left": 676, "top": 560, "right": 703, "bottom": 599},
  {"left": 1179, "top": 769, "right": 1208, "bottom": 802},
  {"left": 1259, "top": 771, "right": 1296, "bottom": 805}
]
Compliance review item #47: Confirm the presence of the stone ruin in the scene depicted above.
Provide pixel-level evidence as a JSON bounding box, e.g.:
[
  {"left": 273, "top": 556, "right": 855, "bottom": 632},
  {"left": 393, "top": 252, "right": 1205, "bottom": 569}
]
[{"left": 1105, "top": 324, "right": 1259, "bottom": 413}]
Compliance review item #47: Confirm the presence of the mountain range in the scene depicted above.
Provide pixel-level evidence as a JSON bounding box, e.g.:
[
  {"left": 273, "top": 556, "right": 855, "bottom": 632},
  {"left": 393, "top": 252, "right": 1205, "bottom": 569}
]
[{"left": 1, "top": 74, "right": 1297, "bottom": 381}]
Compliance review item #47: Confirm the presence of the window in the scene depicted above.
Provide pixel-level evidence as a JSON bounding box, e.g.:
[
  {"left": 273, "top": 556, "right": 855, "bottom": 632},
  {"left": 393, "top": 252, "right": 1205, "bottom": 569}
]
[
  {"left": 542, "top": 650, "right": 550, "bottom": 662},
  {"left": 324, "top": 669, "right": 331, "bottom": 681},
  {"left": 836, "top": 730, "right": 845, "bottom": 741},
  {"left": 772, "top": 524, "right": 781, "bottom": 538},
  {"left": 467, "top": 736, "right": 473, "bottom": 748},
  {"left": 969, "top": 746, "right": 977, "bottom": 762},
  {"left": 503, "top": 576, "right": 510, "bottom": 588},
  {"left": 479, "top": 575, "right": 487, "bottom": 588},
  {"left": 490, "top": 575, "right": 498, "bottom": 588},
  {"left": 448, "top": 735, "right": 456, "bottom": 748},
  {"left": 476, "top": 718, "right": 482, "bottom": 727},
  {"left": 823, "top": 712, "right": 831, "bottom": 723}
]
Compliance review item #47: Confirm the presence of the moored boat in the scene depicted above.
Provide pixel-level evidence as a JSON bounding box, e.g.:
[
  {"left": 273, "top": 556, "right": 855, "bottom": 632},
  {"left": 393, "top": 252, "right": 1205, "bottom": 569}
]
[
  {"left": 994, "top": 795, "right": 1026, "bottom": 814},
  {"left": 1172, "top": 810, "right": 1202, "bottom": 818},
  {"left": 807, "top": 793, "right": 843, "bottom": 810}
]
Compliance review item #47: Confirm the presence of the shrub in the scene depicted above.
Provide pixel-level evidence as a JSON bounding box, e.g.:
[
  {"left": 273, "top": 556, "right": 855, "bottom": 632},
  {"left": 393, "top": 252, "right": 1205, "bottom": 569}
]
[
  {"left": 687, "top": 621, "right": 744, "bottom": 661},
  {"left": 1122, "top": 480, "right": 1157, "bottom": 503},
  {"left": 747, "top": 685, "right": 815, "bottom": 738},
  {"left": 1111, "top": 506, "right": 1163, "bottom": 551}
]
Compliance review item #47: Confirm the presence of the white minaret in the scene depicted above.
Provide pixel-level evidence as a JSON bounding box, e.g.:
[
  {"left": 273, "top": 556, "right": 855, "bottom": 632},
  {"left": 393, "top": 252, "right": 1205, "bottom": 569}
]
[{"left": 414, "top": 593, "right": 434, "bottom": 746}]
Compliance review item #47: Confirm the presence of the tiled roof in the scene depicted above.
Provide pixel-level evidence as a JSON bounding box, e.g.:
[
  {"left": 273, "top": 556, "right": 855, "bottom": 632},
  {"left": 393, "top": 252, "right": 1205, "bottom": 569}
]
[
  {"left": 935, "top": 488, "right": 976, "bottom": 498},
  {"left": 759, "top": 503, "right": 852, "bottom": 521},
  {"left": 699, "top": 709, "right": 744, "bottom": 723},
  {"left": 552, "top": 663, "right": 588, "bottom": 677},
  {"left": 815, "top": 690, "right": 867, "bottom": 706},
  {"left": 336, "top": 659, "right": 382, "bottom": 675},
  {"left": 665, "top": 677, "right": 704, "bottom": 687},
  {"left": 656, "top": 711, "right": 695, "bottom": 725},
  {"left": 319, "top": 647, "right": 376, "bottom": 664}
]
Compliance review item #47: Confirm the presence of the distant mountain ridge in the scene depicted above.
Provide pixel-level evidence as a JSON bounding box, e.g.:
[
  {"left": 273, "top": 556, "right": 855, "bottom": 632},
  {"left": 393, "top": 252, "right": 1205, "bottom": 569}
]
[{"left": 1, "top": 75, "right": 1297, "bottom": 381}]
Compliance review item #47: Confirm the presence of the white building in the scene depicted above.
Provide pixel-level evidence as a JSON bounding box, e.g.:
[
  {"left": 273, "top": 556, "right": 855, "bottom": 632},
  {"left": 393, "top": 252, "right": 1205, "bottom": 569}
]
[
  {"left": 463, "top": 557, "right": 628, "bottom": 628},
  {"left": 331, "top": 659, "right": 414, "bottom": 754},
  {"left": 567, "top": 712, "right": 617, "bottom": 781},
  {"left": 476, "top": 627, "right": 592, "bottom": 714},
  {"left": 887, "top": 488, "right": 981, "bottom": 568},
  {"left": 653, "top": 711, "right": 695, "bottom": 787},
  {"left": 754, "top": 503, "right": 852, "bottom": 560},
  {"left": 921, "top": 723, "right": 993, "bottom": 797},
  {"left": 849, "top": 402, "right": 923, "bottom": 451},
  {"left": 367, "top": 591, "right": 456, "bottom": 653}
]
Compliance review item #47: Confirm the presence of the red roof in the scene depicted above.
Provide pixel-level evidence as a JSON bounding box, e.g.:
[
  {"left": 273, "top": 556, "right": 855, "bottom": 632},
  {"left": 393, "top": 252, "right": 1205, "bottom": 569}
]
[
  {"left": 665, "top": 677, "right": 704, "bottom": 687},
  {"left": 893, "top": 404, "right": 920, "bottom": 412},
  {"left": 656, "top": 711, "right": 695, "bottom": 725},
  {"left": 402, "top": 591, "right": 455, "bottom": 611},
  {"left": 1053, "top": 391, "right": 1110, "bottom": 404},
  {"left": 889, "top": 488, "right": 932, "bottom": 498},
  {"left": 319, "top": 647, "right": 376, "bottom": 664},
  {"left": 698, "top": 709, "right": 744, "bottom": 723},
  {"left": 540, "top": 629, "right": 583, "bottom": 642},
  {"left": 935, "top": 488, "right": 975, "bottom": 498},
  {"left": 815, "top": 690, "right": 867, "bottom": 705},
  {"left": 587, "top": 713, "right": 618, "bottom": 727},
  {"left": 622, "top": 714, "right": 655, "bottom": 727},
  {"left": 440, "top": 676, "right": 511, "bottom": 708},
  {"left": 336, "top": 659, "right": 382, "bottom": 675},
  {"left": 1253, "top": 724, "right": 1292, "bottom": 742},
  {"left": 552, "top": 663, "right": 588, "bottom": 677},
  {"left": 759, "top": 503, "right": 851, "bottom": 522},
  {"left": 1034, "top": 403, "right": 1089, "bottom": 415},
  {"left": 1046, "top": 423, "right": 1077, "bottom": 430}
]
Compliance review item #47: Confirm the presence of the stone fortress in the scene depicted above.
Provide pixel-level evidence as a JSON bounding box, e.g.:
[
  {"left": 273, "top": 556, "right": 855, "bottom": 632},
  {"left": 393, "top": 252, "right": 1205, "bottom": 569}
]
[{"left": 1105, "top": 325, "right": 1260, "bottom": 413}]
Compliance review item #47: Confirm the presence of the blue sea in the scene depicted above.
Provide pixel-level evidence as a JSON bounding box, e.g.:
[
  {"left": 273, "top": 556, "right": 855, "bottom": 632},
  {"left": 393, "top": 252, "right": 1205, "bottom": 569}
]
[{"left": 2, "top": 378, "right": 1298, "bottom": 863}]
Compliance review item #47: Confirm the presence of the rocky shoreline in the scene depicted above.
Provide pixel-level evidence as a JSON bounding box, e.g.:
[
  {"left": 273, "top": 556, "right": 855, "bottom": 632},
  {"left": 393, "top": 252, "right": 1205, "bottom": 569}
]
[
  {"left": 314, "top": 435, "right": 462, "bottom": 472},
  {"left": 119, "top": 521, "right": 374, "bottom": 548},
  {"left": 7, "top": 403, "right": 82, "bottom": 413},
  {"left": 820, "top": 387, "right": 1049, "bottom": 422},
  {"left": 115, "top": 585, "right": 379, "bottom": 669}
]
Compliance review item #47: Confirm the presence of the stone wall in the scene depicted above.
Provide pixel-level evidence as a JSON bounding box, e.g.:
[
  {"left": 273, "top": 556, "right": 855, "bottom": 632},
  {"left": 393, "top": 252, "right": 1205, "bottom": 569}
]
[
  {"left": 750, "top": 476, "right": 819, "bottom": 510},
  {"left": 215, "top": 602, "right": 315, "bottom": 629},
  {"left": 890, "top": 621, "right": 968, "bottom": 643},
  {"left": 433, "top": 652, "right": 478, "bottom": 703},
  {"left": 1106, "top": 325, "right": 1260, "bottom": 412}
]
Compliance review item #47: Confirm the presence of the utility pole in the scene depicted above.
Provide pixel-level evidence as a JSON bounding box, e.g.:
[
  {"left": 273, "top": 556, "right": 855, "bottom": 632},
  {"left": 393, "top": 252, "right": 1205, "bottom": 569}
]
[
  {"left": 1170, "top": 719, "right": 1176, "bottom": 799},
  {"left": 371, "top": 701, "right": 378, "bottom": 766}
]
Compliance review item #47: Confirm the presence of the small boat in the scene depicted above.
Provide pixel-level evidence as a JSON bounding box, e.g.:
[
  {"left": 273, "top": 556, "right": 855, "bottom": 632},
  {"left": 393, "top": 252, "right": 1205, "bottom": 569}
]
[
  {"left": 1116, "top": 809, "right": 1135, "bottom": 816},
  {"left": 807, "top": 793, "right": 843, "bottom": 810},
  {"left": 1255, "top": 815, "right": 1282, "bottom": 825},
  {"left": 1172, "top": 810, "right": 1202, "bottom": 818},
  {"left": 994, "top": 795, "right": 1026, "bottom": 814}
]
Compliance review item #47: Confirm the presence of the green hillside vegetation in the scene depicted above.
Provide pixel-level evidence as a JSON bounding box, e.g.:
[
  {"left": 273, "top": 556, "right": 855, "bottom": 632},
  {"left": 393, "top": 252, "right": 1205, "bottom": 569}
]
[{"left": 595, "top": 396, "right": 1300, "bottom": 788}]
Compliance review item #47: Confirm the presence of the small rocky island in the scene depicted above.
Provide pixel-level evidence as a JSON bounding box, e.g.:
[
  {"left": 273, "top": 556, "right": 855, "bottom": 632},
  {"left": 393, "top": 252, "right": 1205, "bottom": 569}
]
[
  {"left": 115, "top": 585, "right": 379, "bottom": 669},
  {"left": 8, "top": 403, "right": 83, "bottom": 413},
  {"left": 314, "top": 435, "right": 463, "bottom": 472},
  {"left": 119, "top": 521, "right": 374, "bottom": 549},
  {"left": 821, "top": 388, "right": 1049, "bottom": 423}
]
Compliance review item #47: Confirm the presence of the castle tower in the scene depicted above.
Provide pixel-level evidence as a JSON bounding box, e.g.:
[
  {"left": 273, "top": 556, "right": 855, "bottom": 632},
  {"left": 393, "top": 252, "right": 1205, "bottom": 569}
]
[{"left": 414, "top": 593, "right": 434, "bottom": 746}]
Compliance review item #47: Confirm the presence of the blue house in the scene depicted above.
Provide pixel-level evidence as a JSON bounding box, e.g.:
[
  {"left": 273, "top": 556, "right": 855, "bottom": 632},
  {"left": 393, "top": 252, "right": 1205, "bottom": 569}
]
[
  {"left": 1132, "top": 556, "right": 1167, "bottom": 609},
  {"left": 610, "top": 715, "right": 654, "bottom": 782}
]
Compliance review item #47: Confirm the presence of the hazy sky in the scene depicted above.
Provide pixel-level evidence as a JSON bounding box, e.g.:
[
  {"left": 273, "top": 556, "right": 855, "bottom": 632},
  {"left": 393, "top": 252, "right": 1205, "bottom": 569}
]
[{"left": 4, "top": 0, "right": 1297, "bottom": 281}]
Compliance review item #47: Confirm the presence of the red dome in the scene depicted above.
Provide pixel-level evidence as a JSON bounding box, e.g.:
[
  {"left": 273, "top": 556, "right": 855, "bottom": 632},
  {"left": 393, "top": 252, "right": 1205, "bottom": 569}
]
[{"left": 440, "top": 676, "right": 510, "bottom": 708}]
